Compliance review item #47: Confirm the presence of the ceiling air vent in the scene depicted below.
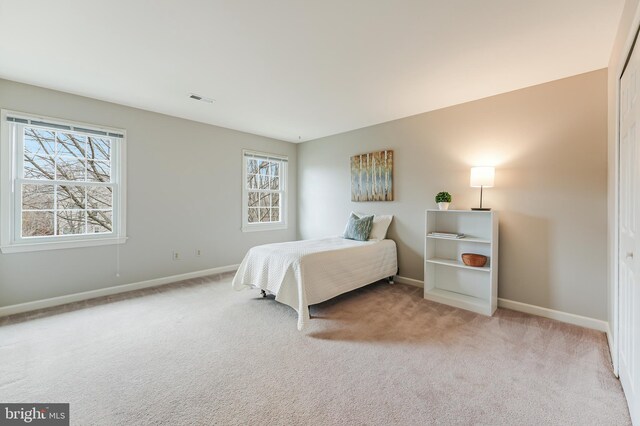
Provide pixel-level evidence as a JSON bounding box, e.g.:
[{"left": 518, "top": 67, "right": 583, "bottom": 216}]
[{"left": 189, "top": 93, "right": 215, "bottom": 104}]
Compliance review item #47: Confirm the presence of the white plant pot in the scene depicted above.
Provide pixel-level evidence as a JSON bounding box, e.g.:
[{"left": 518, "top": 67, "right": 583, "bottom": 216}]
[{"left": 437, "top": 202, "right": 450, "bottom": 211}]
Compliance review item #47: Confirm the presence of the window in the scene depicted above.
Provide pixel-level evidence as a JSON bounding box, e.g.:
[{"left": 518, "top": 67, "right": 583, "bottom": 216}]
[
  {"left": 1, "top": 110, "right": 127, "bottom": 253},
  {"left": 242, "top": 150, "right": 287, "bottom": 231}
]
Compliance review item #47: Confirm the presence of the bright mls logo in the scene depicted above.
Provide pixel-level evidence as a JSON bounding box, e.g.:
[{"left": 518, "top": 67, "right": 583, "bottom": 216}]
[{"left": 0, "top": 404, "right": 68, "bottom": 425}]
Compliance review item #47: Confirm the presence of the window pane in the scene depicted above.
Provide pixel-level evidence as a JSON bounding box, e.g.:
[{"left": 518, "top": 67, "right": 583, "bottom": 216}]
[
  {"left": 56, "top": 133, "right": 86, "bottom": 158},
  {"left": 56, "top": 156, "right": 86, "bottom": 181},
  {"left": 24, "top": 154, "right": 55, "bottom": 180},
  {"left": 57, "top": 186, "right": 86, "bottom": 209},
  {"left": 248, "top": 191, "right": 259, "bottom": 207},
  {"left": 259, "top": 175, "right": 270, "bottom": 189},
  {"left": 259, "top": 208, "right": 270, "bottom": 222},
  {"left": 271, "top": 208, "right": 280, "bottom": 222},
  {"left": 270, "top": 177, "right": 280, "bottom": 190},
  {"left": 24, "top": 128, "right": 55, "bottom": 156},
  {"left": 87, "top": 186, "right": 113, "bottom": 209},
  {"left": 247, "top": 159, "right": 258, "bottom": 174},
  {"left": 258, "top": 160, "right": 269, "bottom": 175},
  {"left": 22, "top": 184, "right": 54, "bottom": 210},
  {"left": 57, "top": 210, "right": 86, "bottom": 235},
  {"left": 87, "top": 160, "right": 110, "bottom": 182},
  {"left": 271, "top": 193, "right": 280, "bottom": 208},
  {"left": 87, "top": 211, "right": 112, "bottom": 233},
  {"left": 270, "top": 162, "right": 279, "bottom": 176},
  {"left": 87, "top": 137, "right": 110, "bottom": 161},
  {"left": 248, "top": 208, "right": 259, "bottom": 223},
  {"left": 259, "top": 193, "right": 270, "bottom": 207},
  {"left": 247, "top": 174, "right": 258, "bottom": 189},
  {"left": 22, "top": 211, "right": 54, "bottom": 237}
]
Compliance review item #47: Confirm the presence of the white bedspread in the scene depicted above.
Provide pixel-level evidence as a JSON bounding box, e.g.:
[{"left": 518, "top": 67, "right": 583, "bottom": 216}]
[{"left": 232, "top": 237, "right": 398, "bottom": 330}]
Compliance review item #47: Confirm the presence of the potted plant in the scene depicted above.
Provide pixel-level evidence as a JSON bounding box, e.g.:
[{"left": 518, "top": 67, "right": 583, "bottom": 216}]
[{"left": 435, "top": 192, "right": 452, "bottom": 210}]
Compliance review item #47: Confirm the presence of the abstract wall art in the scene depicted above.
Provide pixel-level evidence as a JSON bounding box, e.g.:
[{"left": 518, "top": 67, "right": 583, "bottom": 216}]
[{"left": 350, "top": 150, "right": 393, "bottom": 201}]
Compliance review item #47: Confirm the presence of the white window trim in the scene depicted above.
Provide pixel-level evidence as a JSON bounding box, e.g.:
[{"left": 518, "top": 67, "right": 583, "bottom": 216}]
[
  {"left": 0, "top": 109, "right": 127, "bottom": 253},
  {"left": 241, "top": 149, "right": 288, "bottom": 232}
]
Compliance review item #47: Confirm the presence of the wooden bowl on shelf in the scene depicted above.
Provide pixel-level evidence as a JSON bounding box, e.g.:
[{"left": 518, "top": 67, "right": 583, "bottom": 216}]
[{"left": 461, "top": 253, "right": 488, "bottom": 267}]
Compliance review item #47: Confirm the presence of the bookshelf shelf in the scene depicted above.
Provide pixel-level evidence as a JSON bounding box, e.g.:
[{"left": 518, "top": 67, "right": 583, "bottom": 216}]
[
  {"left": 426, "top": 257, "right": 491, "bottom": 272},
  {"left": 426, "top": 235, "right": 491, "bottom": 244}
]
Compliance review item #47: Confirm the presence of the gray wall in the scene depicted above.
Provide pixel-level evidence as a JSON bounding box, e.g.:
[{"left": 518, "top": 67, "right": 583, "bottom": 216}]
[
  {"left": 0, "top": 79, "right": 297, "bottom": 307},
  {"left": 298, "top": 69, "right": 608, "bottom": 320}
]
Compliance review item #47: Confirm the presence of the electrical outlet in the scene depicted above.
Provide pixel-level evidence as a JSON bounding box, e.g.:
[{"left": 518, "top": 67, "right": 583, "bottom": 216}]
[
  {"left": 172, "top": 251, "right": 180, "bottom": 261},
  {"left": 196, "top": 249, "right": 202, "bottom": 257}
]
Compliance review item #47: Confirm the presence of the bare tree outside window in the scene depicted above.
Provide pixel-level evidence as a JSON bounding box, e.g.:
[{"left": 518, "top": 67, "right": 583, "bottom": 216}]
[
  {"left": 21, "top": 127, "right": 113, "bottom": 237},
  {"left": 246, "top": 158, "right": 282, "bottom": 223}
]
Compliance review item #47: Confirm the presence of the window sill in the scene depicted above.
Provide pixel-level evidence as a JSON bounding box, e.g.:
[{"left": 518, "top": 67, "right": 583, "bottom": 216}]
[
  {"left": 1, "top": 236, "right": 128, "bottom": 254},
  {"left": 242, "top": 223, "right": 288, "bottom": 233}
]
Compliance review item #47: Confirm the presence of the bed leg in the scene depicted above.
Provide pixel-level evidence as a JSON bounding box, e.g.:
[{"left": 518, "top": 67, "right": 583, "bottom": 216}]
[
  {"left": 388, "top": 276, "right": 395, "bottom": 285},
  {"left": 261, "top": 289, "right": 267, "bottom": 298}
]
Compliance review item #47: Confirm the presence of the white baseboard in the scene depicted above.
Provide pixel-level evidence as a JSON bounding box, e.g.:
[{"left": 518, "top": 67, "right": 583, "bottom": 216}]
[
  {"left": 0, "top": 264, "right": 239, "bottom": 318},
  {"left": 395, "top": 275, "right": 424, "bottom": 288},
  {"left": 394, "top": 276, "right": 608, "bottom": 332},
  {"left": 497, "top": 298, "right": 608, "bottom": 332}
]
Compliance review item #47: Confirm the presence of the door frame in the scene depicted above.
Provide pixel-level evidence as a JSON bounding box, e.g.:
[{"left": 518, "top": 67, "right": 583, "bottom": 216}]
[{"left": 615, "top": 2, "right": 640, "bottom": 381}]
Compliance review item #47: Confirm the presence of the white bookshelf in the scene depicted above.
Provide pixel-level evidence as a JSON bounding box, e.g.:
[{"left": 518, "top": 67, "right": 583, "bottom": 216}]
[{"left": 424, "top": 209, "right": 498, "bottom": 316}]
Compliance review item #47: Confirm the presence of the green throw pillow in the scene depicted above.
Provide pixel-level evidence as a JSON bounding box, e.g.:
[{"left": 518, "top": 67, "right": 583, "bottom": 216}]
[{"left": 343, "top": 213, "right": 374, "bottom": 241}]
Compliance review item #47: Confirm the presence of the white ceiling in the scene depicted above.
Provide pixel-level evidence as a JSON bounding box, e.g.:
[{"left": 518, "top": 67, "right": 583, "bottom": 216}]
[{"left": 0, "top": 0, "right": 625, "bottom": 142}]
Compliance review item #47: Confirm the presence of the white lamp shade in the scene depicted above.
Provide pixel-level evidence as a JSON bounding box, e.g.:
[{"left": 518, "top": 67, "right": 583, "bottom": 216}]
[{"left": 470, "top": 167, "right": 495, "bottom": 188}]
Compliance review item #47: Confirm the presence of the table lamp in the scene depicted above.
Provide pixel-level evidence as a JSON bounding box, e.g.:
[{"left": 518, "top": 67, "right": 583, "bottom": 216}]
[{"left": 470, "top": 166, "right": 494, "bottom": 211}]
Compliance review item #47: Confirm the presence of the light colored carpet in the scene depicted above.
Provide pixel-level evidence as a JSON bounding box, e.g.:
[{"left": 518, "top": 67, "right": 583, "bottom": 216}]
[{"left": 0, "top": 273, "right": 630, "bottom": 425}]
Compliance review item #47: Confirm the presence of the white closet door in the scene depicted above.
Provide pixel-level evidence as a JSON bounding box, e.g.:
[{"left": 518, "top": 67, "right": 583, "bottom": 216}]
[{"left": 619, "top": 35, "right": 640, "bottom": 425}]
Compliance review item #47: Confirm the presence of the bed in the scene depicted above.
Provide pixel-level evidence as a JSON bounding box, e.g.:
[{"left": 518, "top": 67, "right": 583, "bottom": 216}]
[{"left": 232, "top": 236, "right": 398, "bottom": 330}]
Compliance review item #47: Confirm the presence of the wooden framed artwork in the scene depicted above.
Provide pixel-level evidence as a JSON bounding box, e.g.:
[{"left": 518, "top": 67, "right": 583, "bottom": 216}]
[{"left": 350, "top": 150, "right": 393, "bottom": 201}]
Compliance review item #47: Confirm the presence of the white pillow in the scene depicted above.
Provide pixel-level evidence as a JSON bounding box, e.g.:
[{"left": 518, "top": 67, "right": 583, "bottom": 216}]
[
  {"left": 369, "top": 215, "right": 393, "bottom": 240},
  {"left": 350, "top": 212, "right": 393, "bottom": 240}
]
